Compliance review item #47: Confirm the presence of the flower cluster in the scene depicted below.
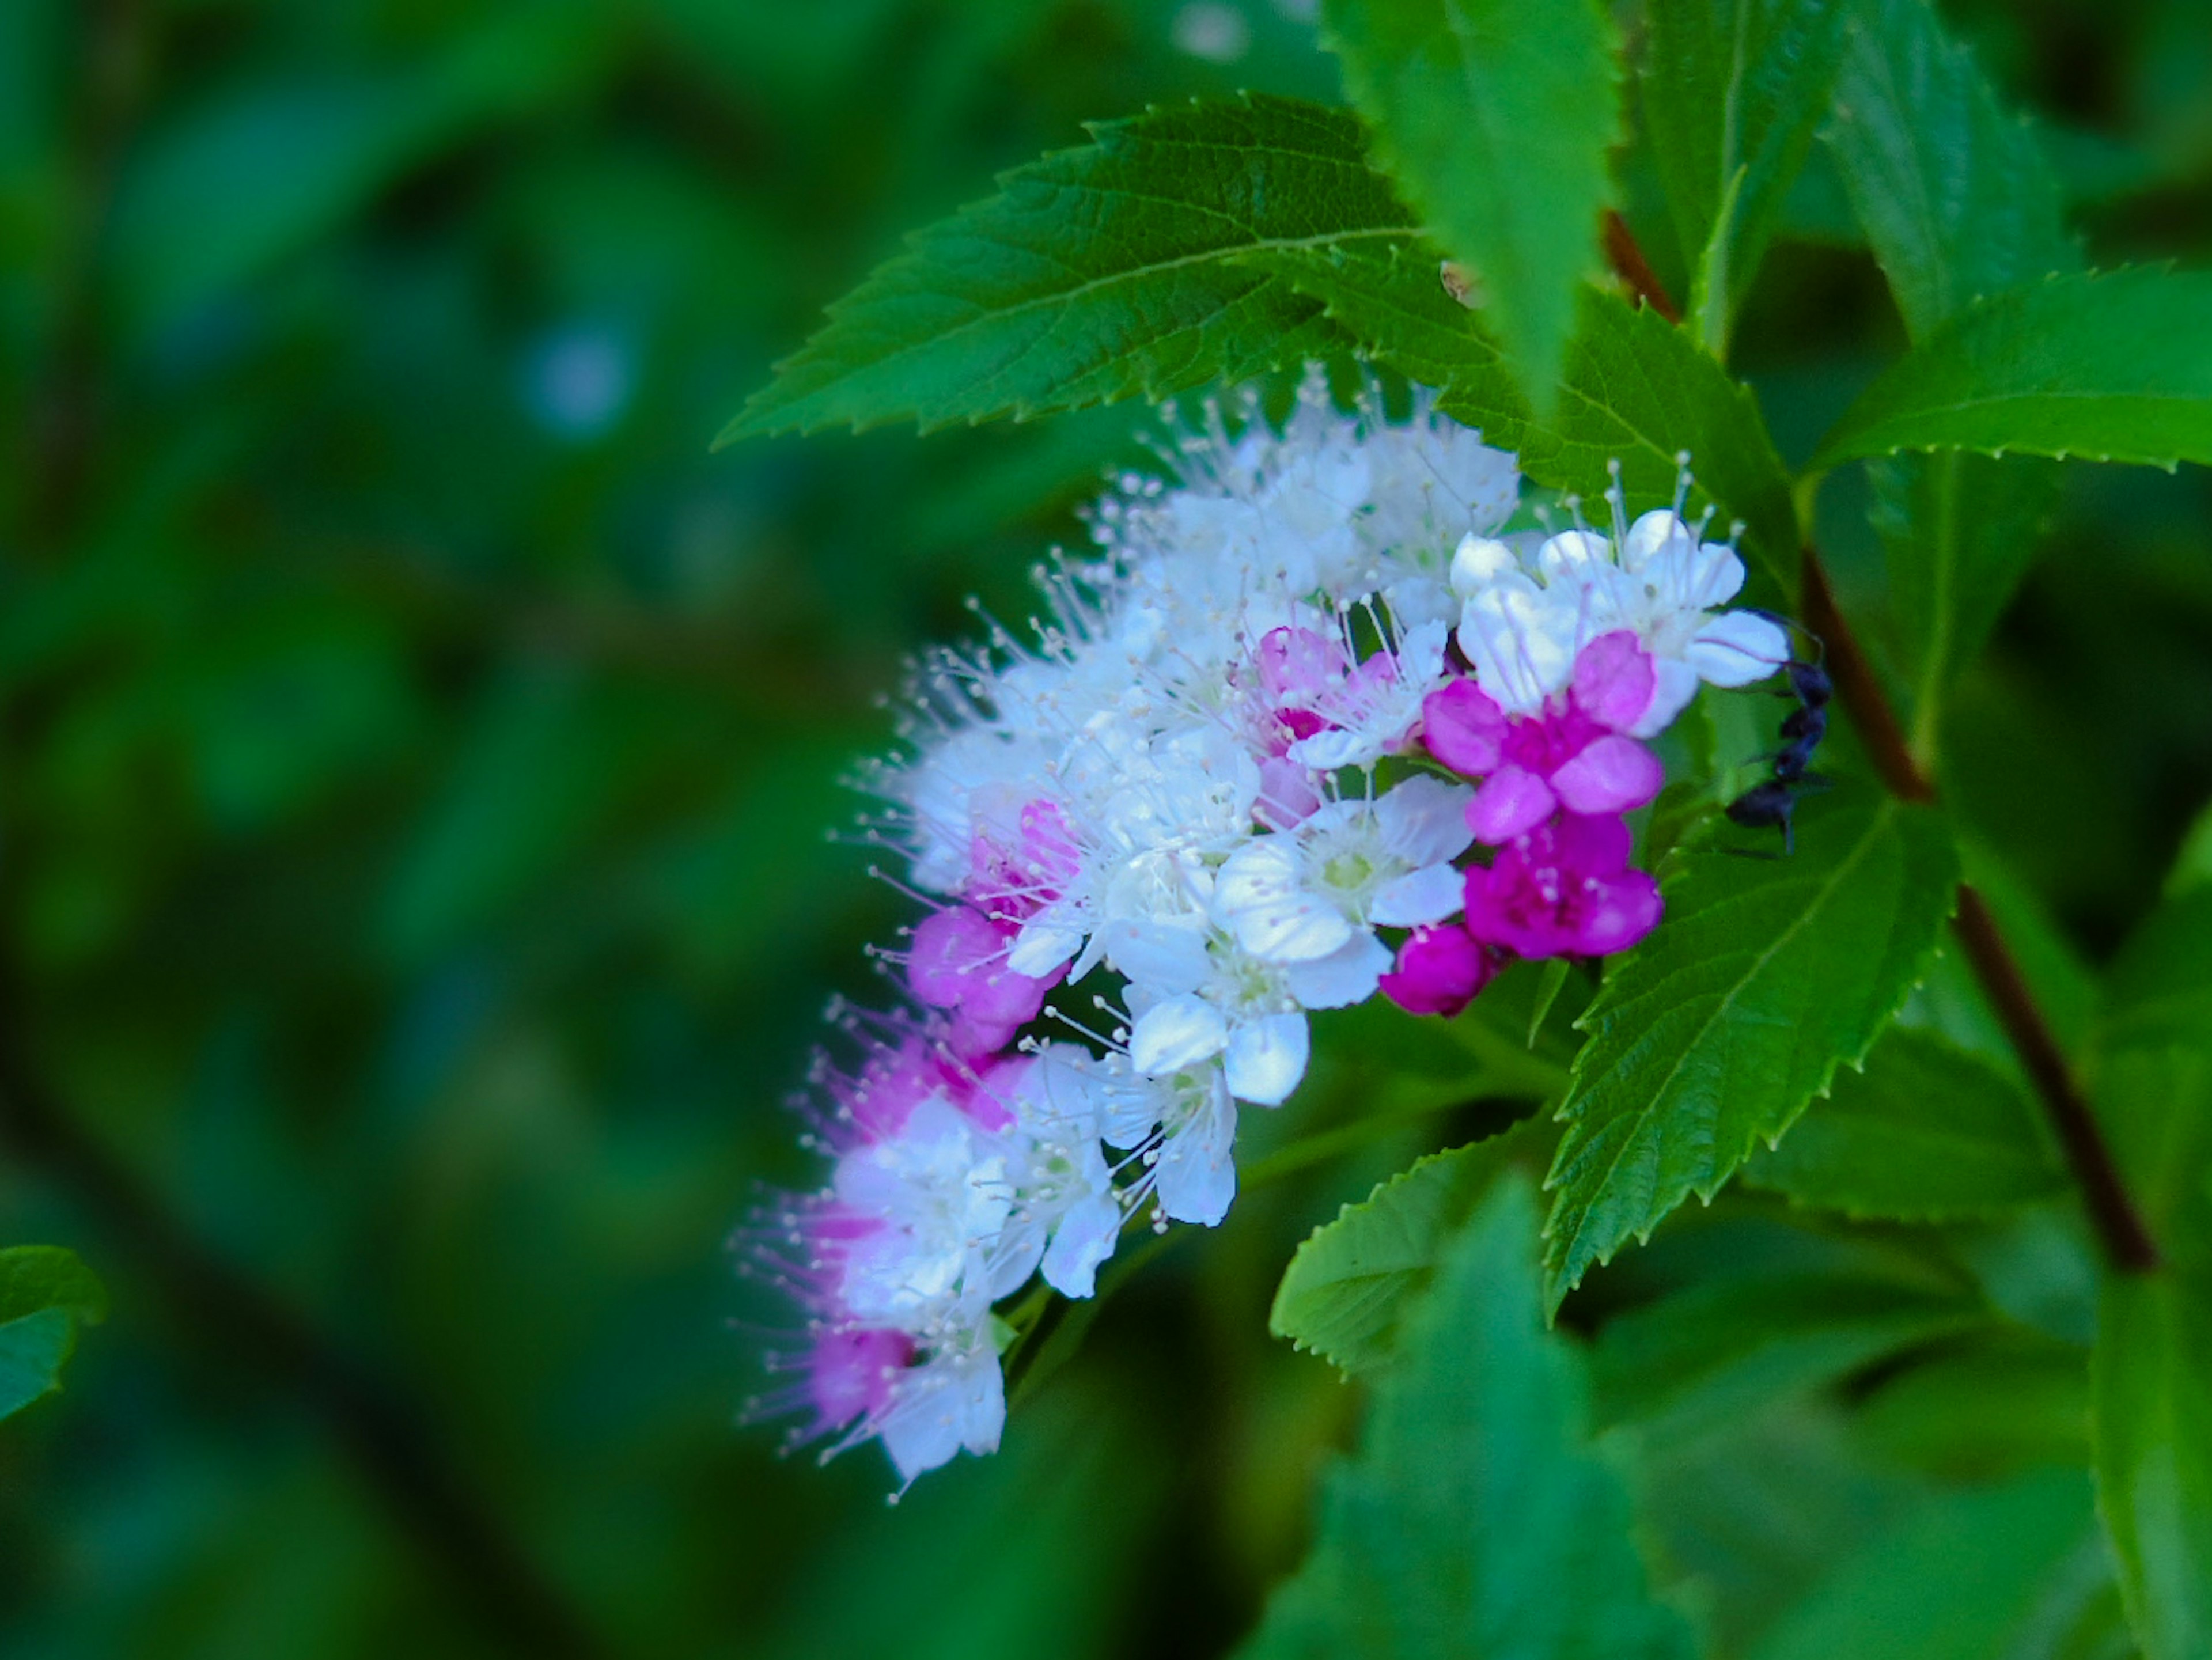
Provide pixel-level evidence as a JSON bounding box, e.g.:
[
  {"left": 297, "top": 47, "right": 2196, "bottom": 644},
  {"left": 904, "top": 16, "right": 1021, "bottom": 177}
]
[{"left": 745, "top": 375, "right": 1787, "bottom": 1488}]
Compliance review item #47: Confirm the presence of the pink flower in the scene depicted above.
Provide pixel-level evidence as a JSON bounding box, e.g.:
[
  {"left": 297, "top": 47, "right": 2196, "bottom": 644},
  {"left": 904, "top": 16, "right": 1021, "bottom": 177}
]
[
  {"left": 908, "top": 905, "right": 1065, "bottom": 1052},
  {"left": 1462, "top": 813, "right": 1662, "bottom": 961},
  {"left": 1421, "top": 631, "right": 1666, "bottom": 844},
  {"left": 965, "top": 799, "right": 1080, "bottom": 922},
  {"left": 804, "top": 1326, "right": 915, "bottom": 1438},
  {"left": 1377, "top": 924, "right": 1497, "bottom": 1017}
]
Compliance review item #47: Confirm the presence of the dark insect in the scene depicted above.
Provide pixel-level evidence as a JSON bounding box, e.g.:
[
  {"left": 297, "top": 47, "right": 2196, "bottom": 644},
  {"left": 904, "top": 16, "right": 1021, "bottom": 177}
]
[{"left": 1725, "top": 619, "right": 1830, "bottom": 852}]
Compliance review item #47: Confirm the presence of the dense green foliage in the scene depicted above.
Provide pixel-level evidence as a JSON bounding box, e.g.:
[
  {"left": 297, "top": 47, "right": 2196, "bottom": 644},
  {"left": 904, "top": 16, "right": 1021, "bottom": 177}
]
[{"left": 6, "top": 0, "right": 2212, "bottom": 1657}]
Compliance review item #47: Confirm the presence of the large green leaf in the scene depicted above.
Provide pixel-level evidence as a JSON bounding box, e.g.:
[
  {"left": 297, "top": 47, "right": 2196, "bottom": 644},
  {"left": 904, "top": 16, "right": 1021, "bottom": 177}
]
[
  {"left": 1820, "top": 0, "right": 2076, "bottom": 346},
  {"left": 1544, "top": 793, "right": 1959, "bottom": 1302},
  {"left": 2096, "top": 1269, "right": 2212, "bottom": 1660},
  {"left": 2100, "top": 888, "right": 2212, "bottom": 1060},
  {"left": 1813, "top": 267, "right": 2212, "bottom": 472},
  {"left": 722, "top": 95, "right": 1416, "bottom": 439},
  {"left": 1240, "top": 1175, "right": 1697, "bottom": 1660},
  {"left": 1820, "top": 0, "right": 2080, "bottom": 748},
  {"left": 1269, "top": 1118, "right": 1545, "bottom": 1375},
  {"left": 1643, "top": 0, "right": 1854, "bottom": 353},
  {"left": 1319, "top": 0, "right": 1618, "bottom": 408},
  {"left": 1243, "top": 244, "right": 1801, "bottom": 580},
  {"left": 1742, "top": 1026, "right": 2066, "bottom": 1220},
  {"left": 0, "top": 1246, "right": 107, "bottom": 1422},
  {"left": 1590, "top": 1261, "right": 1986, "bottom": 1442},
  {"left": 2090, "top": 890, "right": 2212, "bottom": 1660},
  {"left": 1744, "top": 1467, "right": 2105, "bottom": 1660},
  {"left": 1872, "top": 450, "right": 2065, "bottom": 759}
]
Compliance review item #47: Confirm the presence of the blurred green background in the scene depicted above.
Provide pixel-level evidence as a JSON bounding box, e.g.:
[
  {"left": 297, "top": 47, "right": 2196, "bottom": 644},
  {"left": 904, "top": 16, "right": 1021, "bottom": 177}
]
[{"left": 1, "top": 2, "right": 2209, "bottom": 1656}]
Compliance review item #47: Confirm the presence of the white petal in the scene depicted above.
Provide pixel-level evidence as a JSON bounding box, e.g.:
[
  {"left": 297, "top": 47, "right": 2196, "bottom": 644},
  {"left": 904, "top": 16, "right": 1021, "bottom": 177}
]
[
  {"left": 1156, "top": 1090, "right": 1239, "bottom": 1226},
  {"left": 1006, "top": 914, "right": 1085, "bottom": 979},
  {"left": 1628, "top": 656, "right": 1705, "bottom": 740},
  {"left": 1041, "top": 1190, "right": 1123, "bottom": 1298},
  {"left": 1129, "top": 994, "right": 1229, "bottom": 1076},
  {"left": 1224, "top": 1011, "right": 1310, "bottom": 1106},
  {"left": 1285, "top": 729, "right": 1374, "bottom": 770},
  {"left": 1450, "top": 533, "right": 1521, "bottom": 596},
  {"left": 1620, "top": 509, "right": 1690, "bottom": 573},
  {"left": 880, "top": 1348, "right": 1005, "bottom": 1482},
  {"left": 1370, "top": 862, "right": 1467, "bottom": 927},
  {"left": 987, "top": 1219, "right": 1048, "bottom": 1299},
  {"left": 1284, "top": 931, "right": 1392, "bottom": 1009},
  {"left": 1535, "top": 528, "right": 1612, "bottom": 581},
  {"left": 1395, "top": 619, "right": 1449, "bottom": 681},
  {"left": 1215, "top": 840, "right": 1355, "bottom": 961},
  {"left": 1374, "top": 775, "right": 1477, "bottom": 865},
  {"left": 1099, "top": 917, "right": 1210, "bottom": 994},
  {"left": 1685, "top": 610, "right": 1790, "bottom": 686}
]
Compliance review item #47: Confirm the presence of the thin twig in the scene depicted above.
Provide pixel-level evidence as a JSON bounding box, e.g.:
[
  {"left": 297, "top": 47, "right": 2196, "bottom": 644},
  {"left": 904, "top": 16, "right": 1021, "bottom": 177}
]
[{"left": 1596, "top": 215, "right": 2162, "bottom": 1276}]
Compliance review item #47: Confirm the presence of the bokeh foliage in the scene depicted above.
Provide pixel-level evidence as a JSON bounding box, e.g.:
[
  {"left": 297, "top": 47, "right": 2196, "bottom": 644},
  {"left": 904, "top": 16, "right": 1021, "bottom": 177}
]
[{"left": 2, "top": 1, "right": 2210, "bottom": 1657}]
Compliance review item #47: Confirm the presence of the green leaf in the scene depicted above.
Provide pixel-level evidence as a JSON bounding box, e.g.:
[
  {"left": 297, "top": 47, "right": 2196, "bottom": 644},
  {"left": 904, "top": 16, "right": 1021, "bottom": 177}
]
[
  {"left": 0, "top": 1245, "right": 107, "bottom": 1422},
  {"left": 1643, "top": 0, "right": 1854, "bottom": 353},
  {"left": 1244, "top": 245, "right": 1801, "bottom": 581},
  {"left": 1854, "top": 1337, "right": 2092, "bottom": 1479},
  {"left": 1813, "top": 267, "right": 2212, "bottom": 471},
  {"left": 1820, "top": 0, "right": 2077, "bottom": 346},
  {"left": 1269, "top": 1118, "right": 1544, "bottom": 1375},
  {"left": 1544, "top": 792, "right": 1960, "bottom": 1302},
  {"left": 722, "top": 95, "right": 1416, "bottom": 439},
  {"left": 1590, "top": 1262, "right": 1986, "bottom": 1442},
  {"left": 2090, "top": 892, "right": 2212, "bottom": 1660},
  {"left": 1741, "top": 1026, "right": 2066, "bottom": 1220},
  {"left": 1820, "top": 0, "right": 2080, "bottom": 743},
  {"left": 2096, "top": 1268, "right": 2212, "bottom": 1660},
  {"left": 1744, "top": 1467, "right": 2104, "bottom": 1660},
  {"left": 2170, "top": 794, "right": 2212, "bottom": 898},
  {"left": 1872, "top": 450, "right": 2065, "bottom": 759},
  {"left": 1319, "top": 0, "right": 1619, "bottom": 410},
  {"left": 2101, "top": 889, "right": 2212, "bottom": 1060},
  {"left": 1240, "top": 1174, "right": 1697, "bottom": 1660}
]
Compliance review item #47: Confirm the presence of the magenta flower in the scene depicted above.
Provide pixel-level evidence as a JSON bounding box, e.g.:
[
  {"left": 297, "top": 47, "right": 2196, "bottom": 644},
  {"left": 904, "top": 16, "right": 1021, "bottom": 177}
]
[
  {"left": 804, "top": 1325, "right": 915, "bottom": 1439},
  {"left": 1462, "top": 812, "right": 1662, "bottom": 961},
  {"left": 907, "top": 904, "right": 1065, "bottom": 1055},
  {"left": 1421, "top": 630, "right": 1668, "bottom": 844},
  {"left": 1377, "top": 923, "right": 1497, "bottom": 1017}
]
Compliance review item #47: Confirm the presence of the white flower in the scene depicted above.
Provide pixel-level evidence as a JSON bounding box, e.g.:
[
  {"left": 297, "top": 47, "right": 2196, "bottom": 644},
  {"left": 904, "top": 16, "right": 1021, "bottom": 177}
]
[
  {"left": 1093, "top": 1060, "right": 1241, "bottom": 1227},
  {"left": 998, "top": 1046, "right": 1128, "bottom": 1298},
  {"left": 1448, "top": 493, "right": 1788, "bottom": 737},
  {"left": 1122, "top": 925, "right": 1390, "bottom": 1106},
  {"left": 1212, "top": 775, "right": 1475, "bottom": 965},
  {"left": 832, "top": 1097, "right": 1016, "bottom": 1335},
  {"left": 878, "top": 1324, "right": 1006, "bottom": 1485}
]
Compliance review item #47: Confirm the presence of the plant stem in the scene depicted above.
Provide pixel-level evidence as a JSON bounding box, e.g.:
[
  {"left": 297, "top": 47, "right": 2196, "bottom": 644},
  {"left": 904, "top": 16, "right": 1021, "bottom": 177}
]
[{"left": 1598, "top": 213, "right": 2162, "bottom": 1276}]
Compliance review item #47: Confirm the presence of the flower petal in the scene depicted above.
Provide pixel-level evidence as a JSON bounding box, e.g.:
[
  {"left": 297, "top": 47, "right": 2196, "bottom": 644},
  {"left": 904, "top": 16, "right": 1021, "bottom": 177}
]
[
  {"left": 1223, "top": 1011, "right": 1310, "bottom": 1105},
  {"left": 1370, "top": 861, "right": 1468, "bottom": 927},
  {"left": 1551, "top": 733, "right": 1665, "bottom": 815},
  {"left": 1466, "top": 765, "right": 1557, "bottom": 843},
  {"left": 1128, "top": 994, "right": 1228, "bottom": 1076}
]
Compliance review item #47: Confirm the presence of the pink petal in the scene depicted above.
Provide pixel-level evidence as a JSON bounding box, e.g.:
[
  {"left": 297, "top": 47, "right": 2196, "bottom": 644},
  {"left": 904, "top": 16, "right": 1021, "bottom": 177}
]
[
  {"left": 1569, "top": 630, "right": 1657, "bottom": 733},
  {"left": 1256, "top": 627, "right": 1345, "bottom": 698},
  {"left": 1551, "top": 733, "right": 1665, "bottom": 815},
  {"left": 1421, "top": 677, "right": 1506, "bottom": 775},
  {"left": 1377, "top": 924, "right": 1494, "bottom": 1017},
  {"left": 1466, "top": 765, "right": 1556, "bottom": 843},
  {"left": 907, "top": 906, "right": 1005, "bottom": 1006},
  {"left": 1566, "top": 870, "right": 1664, "bottom": 957},
  {"left": 1550, "top": 810, "right": 1636, "bottom": 878}
]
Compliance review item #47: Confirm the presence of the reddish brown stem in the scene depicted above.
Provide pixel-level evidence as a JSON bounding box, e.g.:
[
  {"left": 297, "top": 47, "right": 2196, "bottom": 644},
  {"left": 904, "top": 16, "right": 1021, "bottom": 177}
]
[
  {"left": 1602, "top": 210, "right": 1682, "bottom": 324},
  {"left": 1594, "top": 211, "right": 2160, "bottom": 1275}
]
